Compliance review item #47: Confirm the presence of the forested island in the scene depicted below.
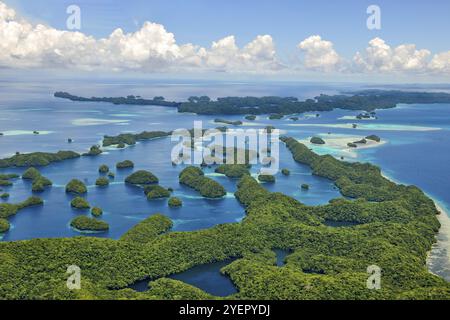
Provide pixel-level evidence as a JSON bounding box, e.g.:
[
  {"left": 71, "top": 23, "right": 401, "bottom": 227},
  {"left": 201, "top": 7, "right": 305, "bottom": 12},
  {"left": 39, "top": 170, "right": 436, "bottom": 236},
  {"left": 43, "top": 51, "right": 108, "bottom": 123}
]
[
  {"left": 54, "top": 92, "right": 180, "bottom": 107},
  {"left": 1, "top": 138, "right": 449, "bottom": 299},
  {"left": 55, "top": 90, "right": 450, "bottom": 115}
]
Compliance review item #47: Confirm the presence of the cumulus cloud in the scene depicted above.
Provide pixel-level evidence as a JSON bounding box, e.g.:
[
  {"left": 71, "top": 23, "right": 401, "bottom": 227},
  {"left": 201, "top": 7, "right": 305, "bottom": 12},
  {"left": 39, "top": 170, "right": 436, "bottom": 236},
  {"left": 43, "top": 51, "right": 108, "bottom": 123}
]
[
  {"left": 0, "top": 1, "right": 449, "bottom": 77},
  {"left": 353, "top": 38, "right": 431, "bottom": 73},
  {"left": 429, "top": 51, "right": 450, "bottom": 74},
  {"left": 0, "top": 1, "right": 282, "bottom": 73},
  {"left": 297, "top": 36, "right": 449, "bottom": 76},
  {"left": 297, "top": 35, "right": 342, "bottom": 72}
]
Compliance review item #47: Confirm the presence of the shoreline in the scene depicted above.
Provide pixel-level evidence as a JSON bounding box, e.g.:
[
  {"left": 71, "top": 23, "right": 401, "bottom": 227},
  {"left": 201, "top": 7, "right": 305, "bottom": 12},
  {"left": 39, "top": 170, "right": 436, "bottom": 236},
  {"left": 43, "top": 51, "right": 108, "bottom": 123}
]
[{"left": 381, "top": 171, "right": 450, "bottom": 281}]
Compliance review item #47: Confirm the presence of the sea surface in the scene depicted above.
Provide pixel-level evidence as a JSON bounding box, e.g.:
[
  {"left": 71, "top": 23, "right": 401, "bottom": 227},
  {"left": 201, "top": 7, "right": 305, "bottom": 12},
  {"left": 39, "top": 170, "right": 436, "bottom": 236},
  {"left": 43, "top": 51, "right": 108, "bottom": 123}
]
[{"left": 1, "top": 79, "right": 449, "bottom": 294}]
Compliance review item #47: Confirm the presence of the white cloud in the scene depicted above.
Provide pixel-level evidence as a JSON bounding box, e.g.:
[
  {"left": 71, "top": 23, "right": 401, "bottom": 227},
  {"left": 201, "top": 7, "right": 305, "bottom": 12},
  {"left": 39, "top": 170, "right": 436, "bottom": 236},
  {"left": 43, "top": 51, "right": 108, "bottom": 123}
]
[
  {"left": 0, "top": 1, "right": 449, "bottom": 77},
  {"left": 297, "top": 35, "right": 342, "bottom": 72},
  {"left": 353, "top": 38, "right": 431, "bottom": 73},
  {"left": 0, "top": 1, "right": 282, "bottom": 73},
  {"left": 429, "top": 51, "right": 450, "bottom": 74}
]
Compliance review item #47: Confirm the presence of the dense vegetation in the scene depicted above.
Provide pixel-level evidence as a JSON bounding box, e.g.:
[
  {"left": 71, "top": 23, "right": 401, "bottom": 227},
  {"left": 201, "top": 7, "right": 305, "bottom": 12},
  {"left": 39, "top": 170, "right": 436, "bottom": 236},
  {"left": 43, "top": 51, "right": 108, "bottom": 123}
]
[
  {"left": 0, "top": 135, "right": 449, "bottom": 300},
  {"left": 366, "top": 135, "right": 381, "bottom": 142},
  {"left": 70, "top": 216, "right": 109, "bottom": 232},
  {"left": 116, "top": 160, "right": 134, "bottom": 169},
  {"left": 22, "top": 168, "right": 53, "bottom": 192},
  {"left": 70, "top": 197, "right": 90, "bottom": 210},
  {"left": 0, "top": 218, "right": 10, "bottom": 233},
  {"left": 144, "top": 185, "right": 171, "bottom": 200},
  {"left": 0, "top": 196, "right": 43, "bottom": 219},
  {"left": 177, "top": 90, "right": 450, "bottom": 115},
  {"left": 179, "top": 166, "right": 226, "bottom": 198},
  {"left": 258, "top": 174, "right": 276, "bottom": 183},
  {"left": 125, "top": 170, "right": 159, "bottom": 185},
  {"left": 103, "top": 131, "right": 170, "bottom": 147},
  {"left": 310, "top": 137, "right": 325, "bottom": 145},
  {"left": 95, "top": 177, "right": 109, "bottom": 187},
  {"left": 214, "top": 119, "right": 243, "bottom": 126},
  {"left": 66, "top": 179, "right": 87, "bottom": 194},
  {"left": 56, "top": 90, "right": 450, "bottom": 116},
  {"left": 120, "top": 214, "right": 173, "bottom": 244},
  {"left": 168, "top": 197, "right": 183, "bottom": 208},
  {"left": 215, "top": 164, "right": 250, "bottom": 178},
  {"left": 55, "top": 92, "right": 180, "bottom": 107},
  {"left": 0, "top": 151, "right": 79, "bottom": 168},
  {"left": 98, "top": 165, "right": 109, "bottom": 174},
  {"left": 91, "top": 207, "right": 103, "bottom": 217},
  {"left": 83, "top": 145, "right": 102, "bottom": 156}
]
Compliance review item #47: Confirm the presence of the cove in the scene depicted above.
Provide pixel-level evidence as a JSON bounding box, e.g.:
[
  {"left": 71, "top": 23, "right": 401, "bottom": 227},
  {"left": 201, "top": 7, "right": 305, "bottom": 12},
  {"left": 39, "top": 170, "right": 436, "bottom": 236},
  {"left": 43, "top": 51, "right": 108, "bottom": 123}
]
[{"left": 129, "top": 259, "right": 238, "bottom": 297}]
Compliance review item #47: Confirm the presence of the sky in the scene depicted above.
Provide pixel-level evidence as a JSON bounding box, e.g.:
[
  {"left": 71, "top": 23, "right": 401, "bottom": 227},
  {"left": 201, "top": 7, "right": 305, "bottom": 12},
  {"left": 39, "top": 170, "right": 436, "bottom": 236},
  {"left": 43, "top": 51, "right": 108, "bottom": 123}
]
[{"left": 1, "top": 0, "right": 449, "bottom": 83}]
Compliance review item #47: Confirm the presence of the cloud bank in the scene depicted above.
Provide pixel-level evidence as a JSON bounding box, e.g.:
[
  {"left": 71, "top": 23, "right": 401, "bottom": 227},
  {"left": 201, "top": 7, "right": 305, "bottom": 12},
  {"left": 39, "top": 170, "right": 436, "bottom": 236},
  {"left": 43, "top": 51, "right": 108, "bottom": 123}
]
[{"left": 0, "top": 1, "right": 449, "bottom": 77}]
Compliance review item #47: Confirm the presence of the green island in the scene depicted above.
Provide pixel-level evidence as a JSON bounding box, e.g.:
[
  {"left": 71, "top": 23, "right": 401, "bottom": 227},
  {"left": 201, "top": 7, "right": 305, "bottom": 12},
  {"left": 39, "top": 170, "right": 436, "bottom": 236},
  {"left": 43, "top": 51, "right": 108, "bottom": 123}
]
[
  {"left": 103, "top": 131, "right": 170, "bottom": 147},
  {"left": 301, "top": 183, "right": 310, "bottom": 190},
  {"left": 83, "top": 145, "right": 102, "bottom": 156},
  {"left": 366, "top": 135, "right": 381, "bottom": 142},
  {"left": 91, "top": 207, "right": 103, "bottom": 217},
  {"left": 55, "top": 90, "right": 450, "bottom": 116},
  {"left": 0, "top": 193, "right": 9, "bottom": 199},
  {"left": 125, "top": 170, "right": 159, "bottom": 185},
  {"left": 179, "top": 166, "right": 226, "bottom": 198},
  {"left": 99, "top": 164, "right": 109, "bottom": 174},
  {"left": 214, "top": 119, "right": 243, "bottom": 126},
  {"left": 269, "top": 114, "right": 284, "bottom": 120},
  {"left": 66, "top": 179, "right": 87, "bottom": 194},
  {"left": 0, "top": 151, "right": 80, "bottom": 168},
  {"left": 310, "top": 136, "right": 326, "bottom": 145},
  {"left": 281, "top": 168, "right": 290, "bottom": 176},
  {"left": 116, "top": 160, "right": 134, "bottom": 169},
  {"left": 245, "top": 115, "right": 256, "bottom": 121},
  {"left": 0, "top": 180, "right": 12, "bottom": 187},
  {"left": 70, "top": 216, "right": 109, "bottom": 232},
  {"left": 70, "top": 197, "right": 90, "bottom": 210},
  {"left": 95, "top": 177, "right": 110, "bottom": 187},
  {"left": 144, "top": 185, "right": 171, "bottom": 200},
  {"left": 258, "top": 174, "right": 276, "bottom": 183},
  {"left": 168, "top": 197, "right": 183, "bottom": 208},
  {"left": 215, "top": 164, "right": 250, "bottom": 178},
  {"left": 23, "top": 168, "right": 53, "bottom": 192},
  {"left": 0, "top": 196, "right": 43, "bottom": 220},
  {"left": 0, "top": 218, "right": 10, "bottom": 233},
  {"left": 31, "top": 176, "right": 53, "bottom": 192},
  {"left": 0, "top": 173, "right": 19, "bottom": 180},
  {"left": 55, "top": 92, "right": 180, "bottom": 107}
]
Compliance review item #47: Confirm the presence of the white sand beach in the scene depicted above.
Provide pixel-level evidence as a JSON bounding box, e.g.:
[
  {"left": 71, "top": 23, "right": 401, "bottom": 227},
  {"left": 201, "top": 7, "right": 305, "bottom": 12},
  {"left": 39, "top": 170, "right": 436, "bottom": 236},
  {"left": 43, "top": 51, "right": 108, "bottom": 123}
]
[
  {"left": 299, "top": 134, "right": 387, "bottom": 159},
  {"left": 71, "top": 118, "right": 130, "bottom": 126},
  {"left": 288, "top": 123, "right": 441, "bottom": 131},
  {"left": 381, "top": 171, "right": 450, "bottom": 281}
]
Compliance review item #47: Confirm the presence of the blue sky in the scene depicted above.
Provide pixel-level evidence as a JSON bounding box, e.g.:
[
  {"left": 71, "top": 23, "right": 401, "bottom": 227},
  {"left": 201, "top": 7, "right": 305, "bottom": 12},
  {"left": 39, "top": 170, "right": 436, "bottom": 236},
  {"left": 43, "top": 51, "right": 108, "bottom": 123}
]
[
  {"left": 5, "top": 0, "right": 450, "bottom": 54},
  {"left": 1, "top": 0, "right": 450, "bottom": 82}
]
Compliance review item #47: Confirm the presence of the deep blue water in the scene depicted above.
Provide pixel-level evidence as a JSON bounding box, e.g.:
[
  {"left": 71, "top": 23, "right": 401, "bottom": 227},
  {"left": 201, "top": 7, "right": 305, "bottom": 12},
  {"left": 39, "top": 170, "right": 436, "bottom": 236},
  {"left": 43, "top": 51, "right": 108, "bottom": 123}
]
[
  {"left": 1, "top": 79, "right": 450, "bottom": 291},
  {"left": 129, "top": 259, "right": 237, "bottom": 296}
]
